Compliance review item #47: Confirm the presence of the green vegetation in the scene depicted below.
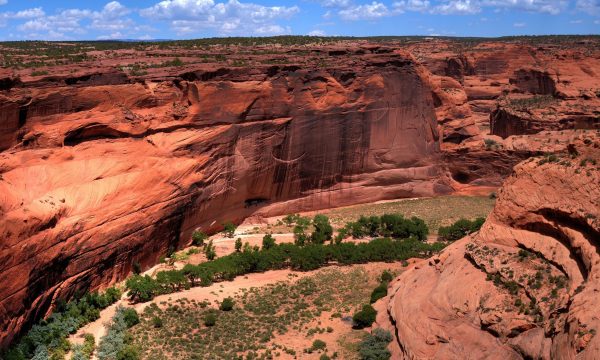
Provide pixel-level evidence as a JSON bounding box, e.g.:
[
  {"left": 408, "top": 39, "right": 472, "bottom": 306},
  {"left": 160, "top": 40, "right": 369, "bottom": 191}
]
[
  {"left": 352, "top": 304, "right": 377, "bottom": 329},
  {"left": 235, "top": 238, "right": 242, "bottom": 252},
  {"left": 222, "top": 222, "right": 237, "bottom": 238},
  {"left": 204, "top": 240, "right": 217, "bottom": 260},
  {"left": 97, "top": 307, "right": 141, "bottom": 360},
  {"left": 262, "top": 233, "right": 276, "bottom": 250},
  {"left": 71, "top": 334, "right": 95, "bottom": 360},
  {"left": 319, "top": 195, "right": 494, "bottom": 234},
  {"left": 342, "top": 214, "right": 428, "bottom": 241},
  {"left": 438, "top": 218, "right": 485, "bottom": 241},
  {"left": 219, "top": 297, "right": 234, "bottom": 312},
  {"left": 125, "top": 235, "right": 444, "bottom": 303},
  {"left": 131, "top": 267, "right": 387, "bottom": 359},
  {"left": 2, "top": 288, "right": 121, "bottom": 360},
  {"left": 505, "top": 95, "right": 557, "bottom": 111},
  {"left": 358, "top": 328, "right": 393, "bottom": 360},
  {"left": 191, "top": 230, "right": 208, "bottom": 246}
]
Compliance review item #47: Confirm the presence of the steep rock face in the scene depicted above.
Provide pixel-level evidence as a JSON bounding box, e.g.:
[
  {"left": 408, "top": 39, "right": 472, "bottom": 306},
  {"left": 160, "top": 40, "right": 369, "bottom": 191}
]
[
  {"left": 509, "top": 68, "right": 556, "bottom": 95},
  {"left": 383, "top": 136, "right": 600, "bottom": 359},
  {"left": 0, "top": 52, "right": 450, "bottom": 346}
]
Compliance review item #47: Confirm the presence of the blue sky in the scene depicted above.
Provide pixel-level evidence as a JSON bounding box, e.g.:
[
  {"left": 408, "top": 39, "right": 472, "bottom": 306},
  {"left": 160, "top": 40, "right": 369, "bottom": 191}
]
[{"left": 0, "top": 0, "right": 597, "bottom": 40}]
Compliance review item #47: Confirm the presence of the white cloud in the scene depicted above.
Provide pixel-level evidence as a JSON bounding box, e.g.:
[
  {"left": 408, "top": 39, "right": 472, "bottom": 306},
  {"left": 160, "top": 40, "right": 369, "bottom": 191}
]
[
  {"left": 576, "top": 0, "right": 600, "bottom": 15},
  {"left": 0, "top": 0, "right": 7, "bottom": 5},
  {"left": 433, "top": 0, "right": 480, "bottom": 14},
  {"left": 393, "top": 0, "right": 430, "bottom": 12},
  {"left": 484, "top": 0, "right": 567, "bottom": 14},
  {"left": 339, "top": 2, "right": 392, "bottom": 20},
  {"left": 315, "top": 0, "right": 352, "bottom": 7},
  {"left": 308, "top": 29, "right": 326, "bottom": 35},
  {"left": 8, "top": 1, "right": 143, "bottom": 40},
  {"left": 570, "top": 19, "right": 583, "bottom": 24},
  {"left": 513, "top": 21, "right": 526, "bottom": 27},
  {"left": 141, "top": 0, "right": 299, "bottom": 35}
]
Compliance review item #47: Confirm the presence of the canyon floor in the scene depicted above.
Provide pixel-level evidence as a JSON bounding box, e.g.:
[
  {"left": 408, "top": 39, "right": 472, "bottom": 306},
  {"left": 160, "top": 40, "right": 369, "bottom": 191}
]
[{"left": 67, "top": 194, "right": 493, "bottom": 360}]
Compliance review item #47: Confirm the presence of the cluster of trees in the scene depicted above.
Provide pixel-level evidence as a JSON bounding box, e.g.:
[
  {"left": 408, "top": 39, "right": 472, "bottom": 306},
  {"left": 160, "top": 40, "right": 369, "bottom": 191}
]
[
  {"left": 438, "top": 218, "right": 485, "bottom": 241},
  {"left": 97, "top": 307, "right": 140, "bottom": 360},
  {"left": 3, "top": 288, "right": 121, "bottom": 360},
  {"left": 286, "top": 214, "right": 334, "bottom": 246},
  {"left": 126, "top": 237, "right": 444, "bottom": 303},
  {"left": 340, "top": 214, "right": 429, "bottom": 241},
  {"left": 285, "top": 213, "right": 427, "bottom": 246}
]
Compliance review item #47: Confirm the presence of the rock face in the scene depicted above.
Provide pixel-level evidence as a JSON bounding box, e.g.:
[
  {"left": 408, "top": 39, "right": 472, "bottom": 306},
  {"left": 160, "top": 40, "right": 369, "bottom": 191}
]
[
  {"left": 0, "top": 51, "right": 450, "bottom": 346},
  {"left": 383, "top": 136, "right": 600, "bottom": 359}
]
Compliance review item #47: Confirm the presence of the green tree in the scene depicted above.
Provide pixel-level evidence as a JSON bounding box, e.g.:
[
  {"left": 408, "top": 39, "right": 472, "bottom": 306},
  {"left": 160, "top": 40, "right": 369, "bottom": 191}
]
[
  {"left": 205, "top": 240, "right": 217, "bottom": 260},
  {"left": 235, "top": 238, "right": 242, "bottom": 252},
  {"left": 311, "top": 214, "right": 333, "bottom": 244},
  {"left": 125, "top": 275, "right": 158, "bottom": 302},
  {"left": 191, "top": 230, "right": 208, "bottom": 246},
  {"left": 222, "top": 222, "right": 236, "bottom": 238},
  {"left": 262, "top": 234, "right": 276, "bottom": 250}
]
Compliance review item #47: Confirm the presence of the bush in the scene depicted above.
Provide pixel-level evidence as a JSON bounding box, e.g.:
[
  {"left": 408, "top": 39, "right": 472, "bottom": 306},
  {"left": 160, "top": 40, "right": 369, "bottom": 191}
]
[
  {"left": 132, "top": 261, "right": 142, "bottom": 275},
  {"left": 380, "top": 270, "right": 393, "bottom": 283},
  {"left": 438, "top": 218, "right": 485, "bottom": 241},
  {"left": 353, "top": 304, "right": 377, "bottom": 329},
  {"left": 151, "top": 316, "right": 163, "bottom": 328},
  {"left": 358, "top": 328, "right": 393, "bottom": 360},
  {"left": 223, "top": 222, "right": 236, "bottom": 238},
  {"left": 192, "top": 230, "right": 208, "bottom": 246},
  {"left": 122, "top": 308, "right": 140, "bottom": 328},
  {"left": 220, "top": 297, "right": 234, "bottom": 311},
  {"left": 262, "top": 234, "right": 276, "bottom": 250},
  {"left": 204, "top": 312, "right": 217, "bottom": 327},
  {"left": 235, "top": 238, "right": 242, "bottom": 252},
  {"left": 370, "top": 283, "right": 388, "bottom": 304},
  {"left": 205, "top": 240, "right": 217, "bottom": 260},
  {"left": 116, "top": 345, "right": 140, "bottom": 360},
  {"left": 310, "top": 339, "right": 327, "bottom": 352},
  {"left": 97, "top": 307, "right": 134, "bottom": 360}
]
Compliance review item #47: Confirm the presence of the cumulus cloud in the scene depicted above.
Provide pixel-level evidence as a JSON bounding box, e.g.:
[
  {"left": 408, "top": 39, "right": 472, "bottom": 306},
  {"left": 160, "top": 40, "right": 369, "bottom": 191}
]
[
  {"left": 393, "top": 0, "right": 431, "bottom": 12},
  {"left": 339, "top": 2, "right": 392, "bottom": 20},
  {"left": 8, "top": 1, "right": 142, "bottom": 40},
  {"left": 141, "top": 0, "right": 299, "bottom": 35},
  {"left": 432, "top": 0, "right": 480, "bottom": 14}
]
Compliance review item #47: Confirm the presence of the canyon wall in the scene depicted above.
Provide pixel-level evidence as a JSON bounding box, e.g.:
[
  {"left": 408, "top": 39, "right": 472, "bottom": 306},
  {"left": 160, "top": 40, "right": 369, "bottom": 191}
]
[{"left": 0, "top": 52, "right": 449, "bottom": 346}]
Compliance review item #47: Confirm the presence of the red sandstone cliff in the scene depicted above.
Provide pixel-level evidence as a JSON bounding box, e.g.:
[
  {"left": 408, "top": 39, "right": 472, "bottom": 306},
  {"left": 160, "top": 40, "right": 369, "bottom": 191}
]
[
  {"left": 0, "top": 51, "right": 451, "bottom": 346},
  {"left": 382, "top": 135, "right": 600, "bottom": 359}
]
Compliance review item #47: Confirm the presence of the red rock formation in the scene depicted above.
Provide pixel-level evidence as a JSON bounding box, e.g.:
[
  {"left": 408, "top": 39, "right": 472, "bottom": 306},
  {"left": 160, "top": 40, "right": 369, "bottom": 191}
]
[
  {"left": 382, "top": 135, "right": 600, "bottom": 359},
  {"left": 0, "top": 51, "right": 451, "bottom": 346}
]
